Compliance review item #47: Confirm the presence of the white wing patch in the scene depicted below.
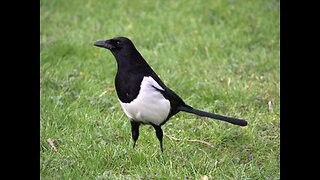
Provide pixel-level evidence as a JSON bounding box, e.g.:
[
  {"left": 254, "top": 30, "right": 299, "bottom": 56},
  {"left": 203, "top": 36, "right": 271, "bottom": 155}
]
[{"left": 119, "top": 76, "right": 171, "bottom": 126}]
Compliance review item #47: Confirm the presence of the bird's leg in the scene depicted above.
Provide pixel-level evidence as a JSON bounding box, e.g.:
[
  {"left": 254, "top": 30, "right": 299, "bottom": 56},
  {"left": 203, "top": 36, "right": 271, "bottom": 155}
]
[
  {"left": 152, "top": 125, "right": 164, "bottom": 152},
  {"left": 130, "top": 121, "right": 140, "bottom": 149}
]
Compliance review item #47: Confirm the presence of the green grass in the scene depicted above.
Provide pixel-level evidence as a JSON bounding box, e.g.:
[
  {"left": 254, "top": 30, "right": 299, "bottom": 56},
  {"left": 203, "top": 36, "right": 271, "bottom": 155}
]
[{"left": 40, "top": 0, "right": 280, "bottom": 179}]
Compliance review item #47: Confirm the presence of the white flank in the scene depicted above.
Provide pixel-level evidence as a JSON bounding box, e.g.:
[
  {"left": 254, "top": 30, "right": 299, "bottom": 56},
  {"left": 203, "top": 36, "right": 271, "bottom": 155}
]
[{"left": 119, "top": 76, "right": 171, "bottom": 126}]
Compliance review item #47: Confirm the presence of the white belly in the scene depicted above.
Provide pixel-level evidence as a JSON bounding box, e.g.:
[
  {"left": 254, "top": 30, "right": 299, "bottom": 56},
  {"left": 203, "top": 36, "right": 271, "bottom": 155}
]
[{"left": 119, "top": 76, "right": 171, "bottom": 126}]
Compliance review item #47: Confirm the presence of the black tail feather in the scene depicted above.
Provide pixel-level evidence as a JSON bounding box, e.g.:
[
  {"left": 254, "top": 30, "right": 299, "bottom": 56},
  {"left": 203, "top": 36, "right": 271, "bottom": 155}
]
[{"left": 177, "top": 105, "right": 248, "bottom": 126}]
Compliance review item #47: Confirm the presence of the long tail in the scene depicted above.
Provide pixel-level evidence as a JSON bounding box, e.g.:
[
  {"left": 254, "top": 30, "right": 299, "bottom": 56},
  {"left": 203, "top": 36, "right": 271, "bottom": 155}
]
[{"left": 177, "top": 105, "right": 248, "bottom": 126}]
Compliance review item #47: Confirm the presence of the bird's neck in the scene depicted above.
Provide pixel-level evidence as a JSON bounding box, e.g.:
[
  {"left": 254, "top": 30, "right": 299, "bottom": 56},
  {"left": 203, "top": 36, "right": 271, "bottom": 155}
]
[{"left": 114, "top": 51, "right": 151, "bottom": 73}]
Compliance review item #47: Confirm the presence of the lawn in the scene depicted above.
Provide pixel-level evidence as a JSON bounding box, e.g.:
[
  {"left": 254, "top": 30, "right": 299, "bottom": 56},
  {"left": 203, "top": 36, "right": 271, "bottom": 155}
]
[{"left": 40, "top": 0, "right": 280, "bottom": 179}]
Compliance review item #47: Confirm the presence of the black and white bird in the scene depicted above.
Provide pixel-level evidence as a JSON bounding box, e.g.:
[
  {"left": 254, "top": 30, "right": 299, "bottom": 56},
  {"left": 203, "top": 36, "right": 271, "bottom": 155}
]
[{"left": 94, "top": 37, "right": 247, "bottom": 152}]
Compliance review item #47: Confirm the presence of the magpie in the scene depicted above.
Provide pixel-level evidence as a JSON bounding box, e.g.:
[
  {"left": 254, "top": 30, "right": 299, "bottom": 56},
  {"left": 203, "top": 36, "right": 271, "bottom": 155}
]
[{"left": 94, "top": 37, "right": 247, "bottom": 152}]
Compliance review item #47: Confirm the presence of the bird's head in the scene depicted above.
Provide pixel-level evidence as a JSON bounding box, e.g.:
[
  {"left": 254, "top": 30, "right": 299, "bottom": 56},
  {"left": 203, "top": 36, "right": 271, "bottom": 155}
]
[
  {"left": 94, "top": 36, "right": 147, "bottom": 66},
  {"left": 94, "top": 37, "right": 135, "bottom": 54}
]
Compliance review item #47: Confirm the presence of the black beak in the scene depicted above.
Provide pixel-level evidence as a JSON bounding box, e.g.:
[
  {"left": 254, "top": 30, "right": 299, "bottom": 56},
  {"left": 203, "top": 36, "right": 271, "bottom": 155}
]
[{"left": 94, "top": 40, "right": 115, "bottom": 50}]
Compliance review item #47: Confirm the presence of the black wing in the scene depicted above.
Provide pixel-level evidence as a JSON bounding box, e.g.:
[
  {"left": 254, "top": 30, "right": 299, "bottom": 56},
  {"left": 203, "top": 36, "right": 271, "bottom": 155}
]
[{"left": 150, "top": 71, "right": 186, "bottom": 119}]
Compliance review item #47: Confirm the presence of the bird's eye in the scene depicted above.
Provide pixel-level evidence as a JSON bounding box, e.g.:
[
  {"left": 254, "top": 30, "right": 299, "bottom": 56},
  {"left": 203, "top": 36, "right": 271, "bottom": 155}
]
[{"left": 116, "top": 41, "right": 120, "bottom": 44}]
